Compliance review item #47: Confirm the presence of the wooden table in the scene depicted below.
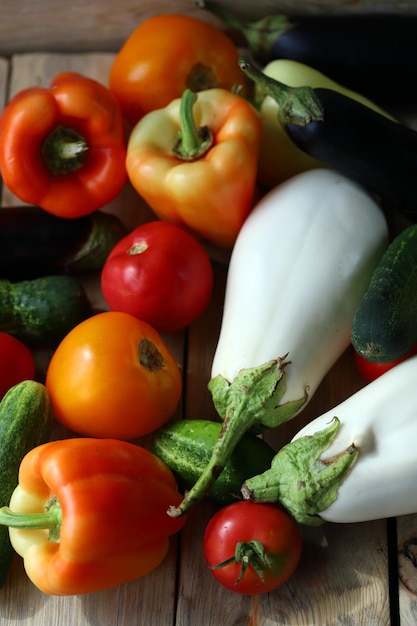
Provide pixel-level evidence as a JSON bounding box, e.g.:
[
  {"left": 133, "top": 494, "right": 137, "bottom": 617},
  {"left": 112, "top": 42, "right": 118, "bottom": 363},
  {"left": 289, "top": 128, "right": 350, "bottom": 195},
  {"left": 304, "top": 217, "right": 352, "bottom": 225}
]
[{"left": 0, "top": 50, "right": 416, "bottom": 626}]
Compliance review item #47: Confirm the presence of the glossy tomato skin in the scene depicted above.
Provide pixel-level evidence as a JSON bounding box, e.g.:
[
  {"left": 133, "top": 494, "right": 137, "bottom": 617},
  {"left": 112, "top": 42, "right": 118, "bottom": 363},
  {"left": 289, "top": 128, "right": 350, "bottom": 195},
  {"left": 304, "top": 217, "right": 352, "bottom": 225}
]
[
  {"left": 101, "top": 221, "right": 214, "bottom": 334},
  {"left": 0, "top": 332, "right": 36, "bottom": 400},
  {"left": 109, "top": 14, "right": 245, "bottom": 126},
  {"left": 45, "top": 311, "right": 182, "bottom": 439},
  {"left": 353, "top": 342, "right": 417, "bottom": 382},
  {"left": 204, "top": 501, "right": 302, "bottom": 595}
]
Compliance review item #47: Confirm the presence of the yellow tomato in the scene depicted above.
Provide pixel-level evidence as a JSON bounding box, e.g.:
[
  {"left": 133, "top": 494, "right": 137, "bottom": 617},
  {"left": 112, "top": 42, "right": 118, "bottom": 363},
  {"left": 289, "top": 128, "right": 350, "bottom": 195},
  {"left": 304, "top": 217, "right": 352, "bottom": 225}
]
[{"left": 45, "top": 311, "right": 182, "bottom": 439}]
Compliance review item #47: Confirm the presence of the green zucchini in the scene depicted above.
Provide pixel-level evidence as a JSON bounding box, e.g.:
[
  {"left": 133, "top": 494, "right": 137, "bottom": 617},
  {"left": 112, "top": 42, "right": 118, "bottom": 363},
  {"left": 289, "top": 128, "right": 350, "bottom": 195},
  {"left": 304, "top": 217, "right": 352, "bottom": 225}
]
[
  {"left": 0, "top": 380, "right": 53, "bottom": 586},
  {"left": 0, "top": 275, "right": 92, "bottom": 344},
  {"left": 0, "top": 206, "right": 128, "bottom": 280},
  {"left": 151, "top": 419, "right": 276, "bottom": 504},
  {"left": 351, "top": 224, "right": 417, "bottom": 363}
]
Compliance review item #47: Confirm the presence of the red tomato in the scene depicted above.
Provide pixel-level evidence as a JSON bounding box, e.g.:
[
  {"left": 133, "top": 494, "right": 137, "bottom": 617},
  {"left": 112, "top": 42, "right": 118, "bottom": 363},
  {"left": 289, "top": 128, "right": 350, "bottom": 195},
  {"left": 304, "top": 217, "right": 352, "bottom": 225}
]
[
  {"left": 45, "top": 311, "right": 182, "bottom": 439},
  {"left": 204, "top": 501, "right": 302, "bottom": 595},
  {"left": 101, "top": 221, "right": 214, "bottom": 334},
  {"left": 109, "top": 14, "right": 245, "bottom": 127},
  {"left": 352, "top": 342, "right": 417, "bottom": 383},
  {"left": 0, "top": 332, "right": 35, "bottom": 399}
]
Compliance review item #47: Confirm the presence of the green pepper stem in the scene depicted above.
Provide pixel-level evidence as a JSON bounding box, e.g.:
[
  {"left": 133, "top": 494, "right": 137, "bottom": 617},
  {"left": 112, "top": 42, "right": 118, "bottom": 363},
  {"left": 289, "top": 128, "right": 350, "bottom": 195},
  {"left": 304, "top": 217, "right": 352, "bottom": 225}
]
[
  {"left": 167, "top": 357, "right": 307, "bottom": 518},
  {"left": 172, "top": 89, "right": 213, "bottom": 160},
  {"left": 42, "top": 125, "right": 89, "bottom": 175},
  {"left": 196, "top": 1, "right": 290, "bottom": 63},
  {"left": 0, "top": 497, "right": 62, "bottom": 542},
  {"left": 238, "top": 56, "right": 324, "bottom": 127}
]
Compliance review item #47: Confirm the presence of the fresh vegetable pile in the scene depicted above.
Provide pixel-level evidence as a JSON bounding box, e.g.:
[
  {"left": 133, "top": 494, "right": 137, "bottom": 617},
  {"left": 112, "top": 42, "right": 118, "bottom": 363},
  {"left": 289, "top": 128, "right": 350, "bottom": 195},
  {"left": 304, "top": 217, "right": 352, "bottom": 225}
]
[{"left": 1, "top": 6, "right": 417, "bottom": 601}]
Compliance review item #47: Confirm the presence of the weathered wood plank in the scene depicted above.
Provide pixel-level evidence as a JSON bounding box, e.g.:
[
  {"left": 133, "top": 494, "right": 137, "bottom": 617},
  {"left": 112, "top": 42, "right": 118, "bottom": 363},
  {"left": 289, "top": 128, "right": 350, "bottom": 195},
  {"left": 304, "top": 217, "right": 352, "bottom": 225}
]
[
  {"left": 0, "top": 0, "right": 416, "bottom": 56},
  {"left": 398, "top": 515, "right": 417, "bottom": 625},
  {"left": 0, "top": 58, "right": 8, "bottom": 111}
]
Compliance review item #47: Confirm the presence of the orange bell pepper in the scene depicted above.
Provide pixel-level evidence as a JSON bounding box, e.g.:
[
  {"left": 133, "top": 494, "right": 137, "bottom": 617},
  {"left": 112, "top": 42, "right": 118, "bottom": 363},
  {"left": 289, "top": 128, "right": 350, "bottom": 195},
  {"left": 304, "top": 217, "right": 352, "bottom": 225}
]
[
  {"left": 0, "top": 72, "right": 127, "bottom": 219},
  {"left": 126, "top": 88, "right": 261, "bottom": 249},
  {"left": 0, "top": 438, "right": 186, "bottom": 595}
]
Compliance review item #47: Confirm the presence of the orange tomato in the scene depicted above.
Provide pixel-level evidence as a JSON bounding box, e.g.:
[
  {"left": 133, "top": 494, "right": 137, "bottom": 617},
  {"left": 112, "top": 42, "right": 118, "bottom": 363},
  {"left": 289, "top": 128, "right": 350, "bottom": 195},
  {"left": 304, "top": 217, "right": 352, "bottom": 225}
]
[
  {"left": 45, "top": 311, "right": 182, "bottom": 440},
  {"left": 109, "top": 14, "right": 245, "bottom": 126}
]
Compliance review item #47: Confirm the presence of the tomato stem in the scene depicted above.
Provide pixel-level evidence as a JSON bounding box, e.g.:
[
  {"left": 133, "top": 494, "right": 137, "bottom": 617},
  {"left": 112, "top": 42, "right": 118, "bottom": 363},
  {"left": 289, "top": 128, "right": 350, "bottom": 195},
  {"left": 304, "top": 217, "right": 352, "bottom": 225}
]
[
  {"left": 172, "top": 89, "right": 213, "bottom": 160},
  {"left": 211, "top": 540, "right": 271, "bottom": 584},
  {"left": 139, "top": 338, "right": 164, "bottom": 372}
]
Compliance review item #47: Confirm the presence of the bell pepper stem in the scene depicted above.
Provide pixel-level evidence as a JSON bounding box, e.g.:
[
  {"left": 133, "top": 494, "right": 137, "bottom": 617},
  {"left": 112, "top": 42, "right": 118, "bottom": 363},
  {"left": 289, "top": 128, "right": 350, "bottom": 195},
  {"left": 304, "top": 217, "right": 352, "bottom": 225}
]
[
  {"left": 42, "top": 125, "right": 89, "bottom": 175},
  {"left": 167, "top": 356, "right": 307, "bottom": 517},
  {"left": 172, "top": 89, "right": 213, "bottom": 160},
  {"left": 238, "top": 56, "right": 324, "bottom": 127},
  {"left": 0, "top": 496, "right": 62, "bottom": 542},
  {"left": 241, "top": 417, "right": 359, "bottom": 526}
]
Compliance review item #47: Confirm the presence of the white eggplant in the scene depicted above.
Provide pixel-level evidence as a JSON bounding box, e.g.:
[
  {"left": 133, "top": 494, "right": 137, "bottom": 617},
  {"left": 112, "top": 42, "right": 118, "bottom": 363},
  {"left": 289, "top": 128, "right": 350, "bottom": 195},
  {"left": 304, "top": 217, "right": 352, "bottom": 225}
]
[
  {"left": 168, "top": 168, "right": 388, "bottom": 518},
  {"left": 242, "top": 354, "right": 417, "bottom": 524},
  {"left": 212, "top": 168, "right": 388, "bottom": 399}
]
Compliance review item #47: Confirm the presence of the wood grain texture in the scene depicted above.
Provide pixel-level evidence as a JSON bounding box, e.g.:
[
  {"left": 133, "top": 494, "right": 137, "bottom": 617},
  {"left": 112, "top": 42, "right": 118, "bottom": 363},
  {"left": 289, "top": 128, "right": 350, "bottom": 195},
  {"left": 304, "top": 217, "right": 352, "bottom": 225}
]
[
  {"left": 0, "top": 0, "right": 416, "bottom": 56},
  {"left": 398, "top": 515, "right": 417, "bottom": 625},
  {"left": 0, "top": 34, "right": 415, "bottom": 625}
]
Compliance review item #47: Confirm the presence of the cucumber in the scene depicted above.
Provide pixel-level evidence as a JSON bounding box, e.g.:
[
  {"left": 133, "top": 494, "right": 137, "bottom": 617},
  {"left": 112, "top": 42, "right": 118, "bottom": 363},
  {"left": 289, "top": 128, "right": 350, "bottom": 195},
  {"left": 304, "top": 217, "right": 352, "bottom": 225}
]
[
  {"left": 151, "top": 419, "right": 276, "bottom": 504},
  {"left": 351, "top": 224, "right": 417, "bottom": 363},
  {"left": 0, "top": 380, "right": 53, "bottom": 586},
  {"left": 0, "top": 206, "right": 128, "bottom": 280},
  {"left": 0, "top": 275, "right": 92, "bottom": 344}
]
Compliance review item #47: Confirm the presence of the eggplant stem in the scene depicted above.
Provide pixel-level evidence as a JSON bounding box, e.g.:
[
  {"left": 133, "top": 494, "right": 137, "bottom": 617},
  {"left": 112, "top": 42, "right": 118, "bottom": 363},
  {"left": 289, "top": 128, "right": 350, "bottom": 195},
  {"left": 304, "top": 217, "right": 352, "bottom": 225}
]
[
  {"left": 238, "top": 56, "right": 324, "bottom": 127},
  {"left": 241, "top": 417, "right": 359, "bottom": 525},
  {"left": 167, "top": 356, "right": 307, "bottom": 517}
]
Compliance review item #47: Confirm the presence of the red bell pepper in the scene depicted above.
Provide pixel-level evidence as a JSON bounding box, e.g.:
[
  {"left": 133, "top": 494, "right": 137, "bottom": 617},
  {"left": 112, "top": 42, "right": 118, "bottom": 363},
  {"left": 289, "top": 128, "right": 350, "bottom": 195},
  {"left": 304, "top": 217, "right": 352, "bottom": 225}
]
[
  {"left": 0, "top": 72, "right": 127, "bottom": 218},
  {"left": 0, "top": 438, "right": 186, "bottom": 595}
]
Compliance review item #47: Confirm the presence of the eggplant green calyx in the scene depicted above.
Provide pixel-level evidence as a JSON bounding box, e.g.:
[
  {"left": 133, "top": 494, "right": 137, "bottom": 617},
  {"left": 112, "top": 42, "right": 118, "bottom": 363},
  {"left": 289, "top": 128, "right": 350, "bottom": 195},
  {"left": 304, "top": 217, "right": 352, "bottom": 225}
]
[
  {"left": 211, "top": 540, "right": 272, "bottom": 584},
  {"left": 167, "top": 356, "right": 307, "bottom": 518},
  {"left": 238, "top": 56, "right": 324, "bottom": 127},
  {"left": 0, "top": 496, "right": 62, "bottom": 542},
  {"left": 241, "top": 417, "right": 359, "bottom": 526},
  {"left": 197, "top": 1, "right": 290, "bottom": 64},
  {"left": 210, "top": 355, "right": 307, "bottom": 430},
  {"left": 172, "top": 89, "right": 213, "bottom": 161}
]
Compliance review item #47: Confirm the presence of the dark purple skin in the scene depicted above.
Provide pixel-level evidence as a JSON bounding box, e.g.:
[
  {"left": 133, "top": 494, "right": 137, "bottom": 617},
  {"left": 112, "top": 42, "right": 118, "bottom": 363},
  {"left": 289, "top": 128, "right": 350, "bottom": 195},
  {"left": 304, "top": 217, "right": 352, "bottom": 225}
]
[
  {"left": 283, "top": 87, "right": 417, "bottom": 220},
  {"left": 268, "top": 14, "right": 417, "bottom": 103},
  {"left": 201, "top": 3, "right": 417, "bottom": 102},
  {"left": 0, "top": 205, "right": 126, "bottom": 280}
]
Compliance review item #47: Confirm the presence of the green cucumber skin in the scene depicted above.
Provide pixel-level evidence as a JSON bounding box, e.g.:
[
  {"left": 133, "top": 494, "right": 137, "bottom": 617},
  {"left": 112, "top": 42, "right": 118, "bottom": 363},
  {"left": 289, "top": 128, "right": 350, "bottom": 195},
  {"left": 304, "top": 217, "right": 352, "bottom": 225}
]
[
  {"left": 0, "top": 275, "right": 91, "bottom": 344},
  {"left": 351, "top": 224, "right": 417, "bottom": 363},
  {"left": 151, "top": 419, "right": 276, "bottom": 504},
  {"left": 0, "top": 380, "right": 53, "bottom": 586}
]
